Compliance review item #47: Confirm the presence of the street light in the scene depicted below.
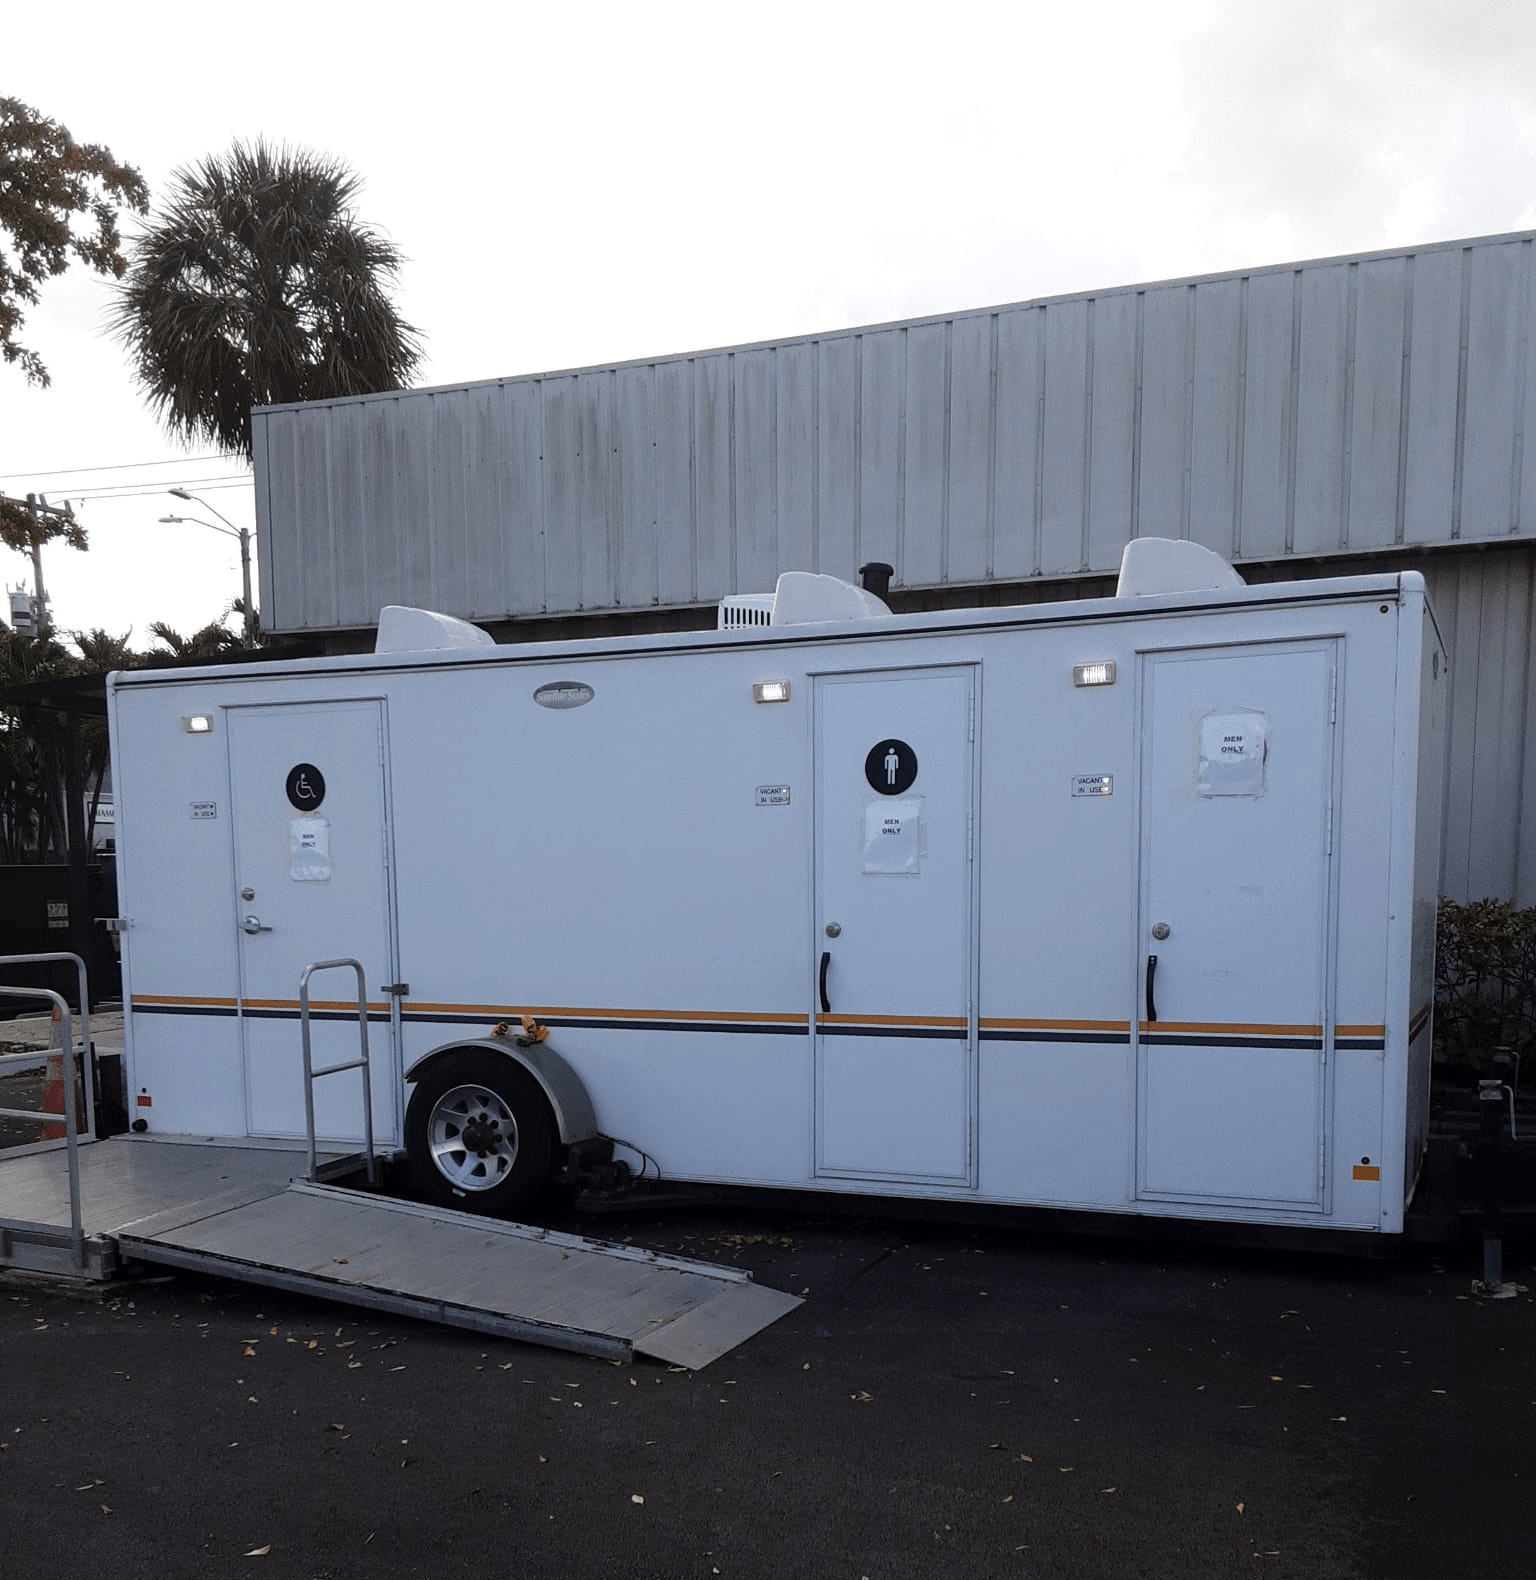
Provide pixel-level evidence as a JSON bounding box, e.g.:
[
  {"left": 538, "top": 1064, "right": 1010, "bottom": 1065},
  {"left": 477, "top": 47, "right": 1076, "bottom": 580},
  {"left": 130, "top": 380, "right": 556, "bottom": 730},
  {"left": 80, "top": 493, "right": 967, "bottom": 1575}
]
[{"left": 163, "top": 488, "right": 256, "bottom": 647}]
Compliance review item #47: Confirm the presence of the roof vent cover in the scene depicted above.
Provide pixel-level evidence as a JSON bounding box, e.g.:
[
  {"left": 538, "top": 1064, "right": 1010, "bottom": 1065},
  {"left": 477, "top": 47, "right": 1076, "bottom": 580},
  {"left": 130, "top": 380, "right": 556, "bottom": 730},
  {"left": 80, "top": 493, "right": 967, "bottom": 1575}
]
[
  {"left": 375, "top": 606, "right": 496, "bottom": 653},
  {"left": 1116, "top": 538, "right": 1245, "bottom": 597}
]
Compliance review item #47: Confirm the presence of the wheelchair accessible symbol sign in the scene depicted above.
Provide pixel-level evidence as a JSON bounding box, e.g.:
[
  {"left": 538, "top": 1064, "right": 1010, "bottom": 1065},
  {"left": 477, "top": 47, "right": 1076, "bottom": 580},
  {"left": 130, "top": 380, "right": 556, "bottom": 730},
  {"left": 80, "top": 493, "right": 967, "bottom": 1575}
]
[
  {"left": 865, "top": 739, "right": 917, "bottom": 796},
  {"left": 286, "top": 763, "right": 326, "bottom": 811}
]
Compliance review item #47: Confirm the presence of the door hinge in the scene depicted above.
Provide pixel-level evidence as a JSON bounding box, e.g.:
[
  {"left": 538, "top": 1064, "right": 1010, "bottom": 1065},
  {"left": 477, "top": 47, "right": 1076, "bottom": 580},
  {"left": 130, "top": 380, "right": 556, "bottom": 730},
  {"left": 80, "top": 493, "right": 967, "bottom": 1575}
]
[{"left": 379, "top": 982, "right": 410, "bottom": 997}]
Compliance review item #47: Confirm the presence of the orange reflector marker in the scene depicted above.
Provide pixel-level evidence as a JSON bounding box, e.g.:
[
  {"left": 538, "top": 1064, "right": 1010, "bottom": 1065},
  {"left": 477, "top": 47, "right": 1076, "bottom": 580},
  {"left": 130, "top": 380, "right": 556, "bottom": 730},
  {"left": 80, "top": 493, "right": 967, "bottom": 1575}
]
[
  {"left": 1352, "top": 1164, "right": 1380, "bottom": 1181},
  {"left": 135, "top": 1093, "right": 152, "bottom": 1107}
]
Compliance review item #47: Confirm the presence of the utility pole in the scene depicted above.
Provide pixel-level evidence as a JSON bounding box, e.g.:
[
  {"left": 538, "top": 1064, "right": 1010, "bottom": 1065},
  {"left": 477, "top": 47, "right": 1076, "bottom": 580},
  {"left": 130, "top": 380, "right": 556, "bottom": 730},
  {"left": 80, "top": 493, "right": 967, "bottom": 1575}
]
[
  {"left": 1, "top": 489, "right": 75, "bottom": 637},
  {"left": 27, "top": 494, "right": 49, "bottom": 638}
]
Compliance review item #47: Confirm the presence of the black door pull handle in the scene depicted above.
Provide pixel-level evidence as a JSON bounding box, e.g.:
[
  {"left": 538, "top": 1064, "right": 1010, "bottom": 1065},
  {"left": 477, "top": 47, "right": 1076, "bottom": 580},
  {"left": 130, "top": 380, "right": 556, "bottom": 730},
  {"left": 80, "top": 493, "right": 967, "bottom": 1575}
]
[
  {"left": 819, "top": 951, "right": 832, "bottom": 1014},
  {"left": 1145, "top": 954, "right": 1158, "bottom": 1024}
]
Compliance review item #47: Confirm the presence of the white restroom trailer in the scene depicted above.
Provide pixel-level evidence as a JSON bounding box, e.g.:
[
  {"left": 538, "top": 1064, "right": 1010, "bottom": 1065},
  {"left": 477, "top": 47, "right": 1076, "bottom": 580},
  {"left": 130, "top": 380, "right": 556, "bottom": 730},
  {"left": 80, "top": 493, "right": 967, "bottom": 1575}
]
[{"left": 105, "top": 542, "right": 1447, "bottom": 1238}]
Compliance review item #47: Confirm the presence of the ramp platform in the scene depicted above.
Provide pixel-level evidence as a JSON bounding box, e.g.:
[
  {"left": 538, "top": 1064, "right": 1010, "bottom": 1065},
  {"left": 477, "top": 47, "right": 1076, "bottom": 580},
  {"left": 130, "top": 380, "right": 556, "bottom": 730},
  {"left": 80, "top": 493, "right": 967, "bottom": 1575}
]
[{"left": 0, "top": 1136, "right": 799, "bottom": 1368}]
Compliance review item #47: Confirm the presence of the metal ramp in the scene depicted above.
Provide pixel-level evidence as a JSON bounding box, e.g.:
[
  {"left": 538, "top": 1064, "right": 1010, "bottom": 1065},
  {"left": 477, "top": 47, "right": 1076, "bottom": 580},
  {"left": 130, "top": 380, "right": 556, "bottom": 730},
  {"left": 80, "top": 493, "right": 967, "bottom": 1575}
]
[
  {"left": 116, "top": 1179, "right": 801, "bottom": 1368},
  {"left": 0, "top": 1137, "right": 799, "bottom": 1367},
  {"left": 2, "top": 959, "right": 797, "bottom": 1366}
]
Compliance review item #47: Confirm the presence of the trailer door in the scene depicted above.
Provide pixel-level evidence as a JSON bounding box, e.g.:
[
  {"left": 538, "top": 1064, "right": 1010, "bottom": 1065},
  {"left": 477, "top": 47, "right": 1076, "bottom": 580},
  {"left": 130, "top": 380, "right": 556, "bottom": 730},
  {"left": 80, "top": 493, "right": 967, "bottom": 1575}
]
[
  {"left": 226, "top": 700, "right": 399, "bottom": 1145},
  {"left": 1136, "top": 642, "right": 1337, "bottom": 1209},
  {"left": 813, "top": 667, "right": 977, "bottom": 1186}
]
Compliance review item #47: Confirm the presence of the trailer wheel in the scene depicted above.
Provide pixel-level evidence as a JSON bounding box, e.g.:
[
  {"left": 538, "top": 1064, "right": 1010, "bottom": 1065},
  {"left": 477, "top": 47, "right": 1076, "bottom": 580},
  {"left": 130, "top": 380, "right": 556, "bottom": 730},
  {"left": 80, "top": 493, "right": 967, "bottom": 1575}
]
[{"left": 404, "top": 1051, "right": 555, "bottom": 1215}]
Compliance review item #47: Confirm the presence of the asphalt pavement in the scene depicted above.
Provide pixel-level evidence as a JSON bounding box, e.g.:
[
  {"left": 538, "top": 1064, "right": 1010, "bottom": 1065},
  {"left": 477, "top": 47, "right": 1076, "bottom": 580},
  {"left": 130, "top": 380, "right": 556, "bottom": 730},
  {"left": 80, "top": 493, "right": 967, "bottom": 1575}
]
[{"left": 1, "top": 1200, "right": 1531, "bottom": 1580}]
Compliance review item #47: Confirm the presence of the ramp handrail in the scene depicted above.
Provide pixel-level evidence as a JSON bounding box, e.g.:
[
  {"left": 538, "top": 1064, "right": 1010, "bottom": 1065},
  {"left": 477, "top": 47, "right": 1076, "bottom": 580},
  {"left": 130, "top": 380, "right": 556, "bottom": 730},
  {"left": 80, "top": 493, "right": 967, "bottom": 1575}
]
[
  {"left": 297, "top": 958, "right": 378, "bottom": 1188},
  {"left": 0, "top": 951, "right": 93, "bottom": 1272}
]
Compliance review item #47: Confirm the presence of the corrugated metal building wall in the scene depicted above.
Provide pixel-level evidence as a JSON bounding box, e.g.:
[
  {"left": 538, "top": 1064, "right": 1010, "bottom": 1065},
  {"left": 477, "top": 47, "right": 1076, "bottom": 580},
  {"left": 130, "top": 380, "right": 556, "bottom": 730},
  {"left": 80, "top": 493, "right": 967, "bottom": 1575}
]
[{"left": 251, "top": 232, "right": 1536, "bottom": 903}]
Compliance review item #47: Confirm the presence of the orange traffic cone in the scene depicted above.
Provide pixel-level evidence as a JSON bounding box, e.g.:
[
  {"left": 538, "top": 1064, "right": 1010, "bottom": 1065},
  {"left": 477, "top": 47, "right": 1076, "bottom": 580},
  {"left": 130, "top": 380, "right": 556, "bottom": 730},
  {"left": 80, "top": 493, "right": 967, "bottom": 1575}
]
[{"left": 40, "top": 1005, "right": 80, "bottom": 1141}]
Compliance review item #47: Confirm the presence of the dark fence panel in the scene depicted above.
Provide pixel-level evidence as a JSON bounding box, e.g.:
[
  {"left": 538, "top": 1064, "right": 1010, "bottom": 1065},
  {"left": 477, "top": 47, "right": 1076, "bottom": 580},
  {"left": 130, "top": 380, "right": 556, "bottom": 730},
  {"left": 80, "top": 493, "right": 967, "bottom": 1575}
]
[{"left": 0, "top": 863, "right": 121, "bottom": 1010}]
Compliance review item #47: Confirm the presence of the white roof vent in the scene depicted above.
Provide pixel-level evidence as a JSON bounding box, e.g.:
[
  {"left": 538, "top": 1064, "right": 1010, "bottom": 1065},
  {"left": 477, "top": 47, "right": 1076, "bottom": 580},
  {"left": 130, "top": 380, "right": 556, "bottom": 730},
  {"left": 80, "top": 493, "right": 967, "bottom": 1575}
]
[
  {"left": 771, "top": 571, "right": 891, "bottom": 625},
  {"left": 1116, "top": 538, "right": 1245, "bottom": 597},
  {"left": 717, "top": 593, "right": 776, "bottom": 630},
  {"left": 375, "top": 606, "right": 496, "bottom": 654},
  {"left": 717, "top": 573, "right": 892, "bottom": 629}
]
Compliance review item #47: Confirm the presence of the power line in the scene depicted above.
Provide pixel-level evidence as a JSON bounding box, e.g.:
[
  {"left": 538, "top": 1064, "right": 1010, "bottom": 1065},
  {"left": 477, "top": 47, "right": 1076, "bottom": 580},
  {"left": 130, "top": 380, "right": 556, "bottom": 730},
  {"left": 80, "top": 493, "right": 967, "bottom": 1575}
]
[
  {"left": 7, "top": 478, "right": 255, "bottom": 508},
  {"left": 65, "top": 477, "right": 253, "bottom": 503},
  {"left": 0, "top": 452, "right": 238, "bottom": 481},
  {"left": 2, "top": 473, "right": 249, "bottom": 495}
]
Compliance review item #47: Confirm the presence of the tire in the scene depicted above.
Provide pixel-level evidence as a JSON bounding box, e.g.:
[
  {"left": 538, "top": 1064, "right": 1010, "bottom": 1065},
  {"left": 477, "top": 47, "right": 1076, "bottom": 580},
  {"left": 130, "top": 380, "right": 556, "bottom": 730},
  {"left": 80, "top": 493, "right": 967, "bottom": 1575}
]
[{"left": 404, "top": 1049, "right": 555, "bottom": 1215}]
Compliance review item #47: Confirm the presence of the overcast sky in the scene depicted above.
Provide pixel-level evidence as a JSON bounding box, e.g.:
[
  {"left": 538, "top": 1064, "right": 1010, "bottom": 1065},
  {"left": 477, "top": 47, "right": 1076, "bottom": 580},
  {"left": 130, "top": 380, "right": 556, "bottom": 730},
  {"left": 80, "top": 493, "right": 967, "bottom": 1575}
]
[{"left": 4, "top": 0, "right": 1536, "bottom": 645}]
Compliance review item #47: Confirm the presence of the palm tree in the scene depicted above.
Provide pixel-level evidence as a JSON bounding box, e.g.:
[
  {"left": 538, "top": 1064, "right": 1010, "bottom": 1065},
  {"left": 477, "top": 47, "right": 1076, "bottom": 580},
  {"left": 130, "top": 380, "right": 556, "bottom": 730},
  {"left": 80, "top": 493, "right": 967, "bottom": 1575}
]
[
  {"left": 145, "top": 616, "right": 247, "bottom": 660},
  {"left": 0, "top": 622, "right": 80, "bottom": 861},
  {"left": 68, "top": 628, "right": 141, "bottom": 843},
  {"left": 111, "top": 140, "right": 423, "bottom": 460}
]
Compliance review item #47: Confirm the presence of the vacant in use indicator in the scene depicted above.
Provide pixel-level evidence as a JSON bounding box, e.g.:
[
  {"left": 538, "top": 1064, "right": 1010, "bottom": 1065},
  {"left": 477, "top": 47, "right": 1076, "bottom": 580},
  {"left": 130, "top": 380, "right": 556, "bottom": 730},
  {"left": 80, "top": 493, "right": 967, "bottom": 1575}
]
[{"left": 1071, "top": 775, "right": 1113, "bottom": 797}]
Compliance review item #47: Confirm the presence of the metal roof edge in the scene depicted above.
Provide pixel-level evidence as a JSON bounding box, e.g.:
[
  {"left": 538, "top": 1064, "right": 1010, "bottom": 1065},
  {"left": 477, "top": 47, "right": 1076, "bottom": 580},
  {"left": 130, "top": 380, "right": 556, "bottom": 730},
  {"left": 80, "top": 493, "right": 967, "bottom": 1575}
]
[{"left": 249, "top": 231, "right": 1536, "bottom": 419}]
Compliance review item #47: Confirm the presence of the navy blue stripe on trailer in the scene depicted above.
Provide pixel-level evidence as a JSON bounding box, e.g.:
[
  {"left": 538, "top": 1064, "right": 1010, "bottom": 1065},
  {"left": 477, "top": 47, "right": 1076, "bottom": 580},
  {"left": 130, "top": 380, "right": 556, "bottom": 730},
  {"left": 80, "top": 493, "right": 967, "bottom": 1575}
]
[
  {"left": 980, "top": 1026, "right": 1133, "bottom": 1045},
  {"left": 130, "top": 1000, "right": 239, "bottom": 1017},
  {"left": 816, "top": 1022, "right": 970, "bottom": 1040},
  {"left": 1138, "top": 1032, "right": 1327, "bottom": 1050},
  {"left": 239, "top": 1006, "right": 394, "bottom": 1024},
  {"left": 131, "top": 1002, "right": 392, "bottom": 1024}
]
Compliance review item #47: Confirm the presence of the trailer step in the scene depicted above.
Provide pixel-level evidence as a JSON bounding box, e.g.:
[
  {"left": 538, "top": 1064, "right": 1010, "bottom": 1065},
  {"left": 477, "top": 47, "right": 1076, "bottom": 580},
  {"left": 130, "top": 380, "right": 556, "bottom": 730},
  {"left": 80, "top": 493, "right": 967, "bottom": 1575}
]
[
  {"left": 115, "top": 1180, "right": 801, "bottom": 1368},
  {"left": 0, "top": 1218, "right": 117, "bottom": 1280}
]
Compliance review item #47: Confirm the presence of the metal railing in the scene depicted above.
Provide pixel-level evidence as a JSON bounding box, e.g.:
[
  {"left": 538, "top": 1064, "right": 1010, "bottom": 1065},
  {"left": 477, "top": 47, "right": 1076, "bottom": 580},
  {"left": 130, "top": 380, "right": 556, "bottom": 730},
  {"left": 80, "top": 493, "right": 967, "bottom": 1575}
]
[
  {"left": 297, "top": 958, "right": 378, "bottom": 1188},
  {"left": 0, "top": 952, "right": 94, "bottom": 1272}
]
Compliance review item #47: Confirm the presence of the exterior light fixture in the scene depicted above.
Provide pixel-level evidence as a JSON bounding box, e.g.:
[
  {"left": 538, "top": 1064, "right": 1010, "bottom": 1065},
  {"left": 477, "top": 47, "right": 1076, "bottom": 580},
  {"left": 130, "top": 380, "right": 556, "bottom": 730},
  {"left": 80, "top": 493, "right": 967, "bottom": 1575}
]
[
  {"left": 182, "top": 714, "right": 214, "bottom": 734},
  {"left": 753, "top": 680, "right": 792, "bottom": 704},
  {"left": 1072, "top": 661, "right": 1116, "bottom": 688}
]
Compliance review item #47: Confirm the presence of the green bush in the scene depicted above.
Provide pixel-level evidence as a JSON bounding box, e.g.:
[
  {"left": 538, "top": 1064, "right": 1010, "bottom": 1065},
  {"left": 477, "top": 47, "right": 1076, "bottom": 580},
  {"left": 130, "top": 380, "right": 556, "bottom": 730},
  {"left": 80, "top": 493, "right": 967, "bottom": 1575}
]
[{"left": 1434, "top": 897, "right": 1536, "bottom": 1073}]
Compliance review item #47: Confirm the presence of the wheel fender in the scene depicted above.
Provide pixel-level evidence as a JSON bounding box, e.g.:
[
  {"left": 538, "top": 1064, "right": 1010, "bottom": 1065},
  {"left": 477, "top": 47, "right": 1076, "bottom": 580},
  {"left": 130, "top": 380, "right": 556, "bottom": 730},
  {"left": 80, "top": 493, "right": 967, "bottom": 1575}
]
[{"left": 405, "top": 1039, "right": 598, "bottom": 1145}]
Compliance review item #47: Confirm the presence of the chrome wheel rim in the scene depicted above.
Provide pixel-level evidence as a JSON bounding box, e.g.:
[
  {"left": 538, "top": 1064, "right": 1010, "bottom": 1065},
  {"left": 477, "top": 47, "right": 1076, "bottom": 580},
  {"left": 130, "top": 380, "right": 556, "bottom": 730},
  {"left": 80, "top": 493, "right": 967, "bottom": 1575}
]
[{"left": 426, "top": 1082, "right": 519, "bottom": 1192}]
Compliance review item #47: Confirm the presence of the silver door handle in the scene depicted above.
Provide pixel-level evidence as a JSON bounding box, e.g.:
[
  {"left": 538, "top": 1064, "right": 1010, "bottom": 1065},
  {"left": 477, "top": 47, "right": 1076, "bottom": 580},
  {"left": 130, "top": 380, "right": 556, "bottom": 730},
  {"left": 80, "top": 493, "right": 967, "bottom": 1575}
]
[{"left": 241, "top": 914, "right": 272, "bottom": 934}]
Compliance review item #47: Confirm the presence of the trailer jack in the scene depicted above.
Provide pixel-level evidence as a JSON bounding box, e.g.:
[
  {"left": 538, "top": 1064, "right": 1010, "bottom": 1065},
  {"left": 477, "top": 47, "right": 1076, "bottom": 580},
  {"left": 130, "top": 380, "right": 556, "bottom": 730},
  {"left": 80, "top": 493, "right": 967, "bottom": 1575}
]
[{"left": 1471, "top": 1054, "right": 1522, "bottom": 1300}]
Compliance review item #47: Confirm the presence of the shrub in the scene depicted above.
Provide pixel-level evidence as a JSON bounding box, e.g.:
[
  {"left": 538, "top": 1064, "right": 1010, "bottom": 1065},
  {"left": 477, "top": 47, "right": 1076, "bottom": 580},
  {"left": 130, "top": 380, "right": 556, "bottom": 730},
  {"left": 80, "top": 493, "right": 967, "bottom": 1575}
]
[{"left": 1433, "top": 897, "right": 1536, "bottom": 1074}]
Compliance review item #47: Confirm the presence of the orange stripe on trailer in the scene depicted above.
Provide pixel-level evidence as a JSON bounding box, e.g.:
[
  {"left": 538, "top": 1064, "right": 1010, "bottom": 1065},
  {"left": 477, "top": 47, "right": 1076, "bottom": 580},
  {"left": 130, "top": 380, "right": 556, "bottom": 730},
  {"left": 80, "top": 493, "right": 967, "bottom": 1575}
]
[
  {"left": 406, "top": 1002, "right": 808, "bottom": 1024},
  {"left": 131, "top": 994, "right": 238, "bottom": 1008},
  {"left": 1336, "top": 1024, "right": 1387, "bottom": 1038},
  {"left": 239, "top": 997, "right": 389, "bottom": 1014},
  {"left": 134, "top": 994, "right": 389, "bottom": 1014},
  {"left": 982, "top": 1017, "right": 1130, "bottom": 1033}
]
